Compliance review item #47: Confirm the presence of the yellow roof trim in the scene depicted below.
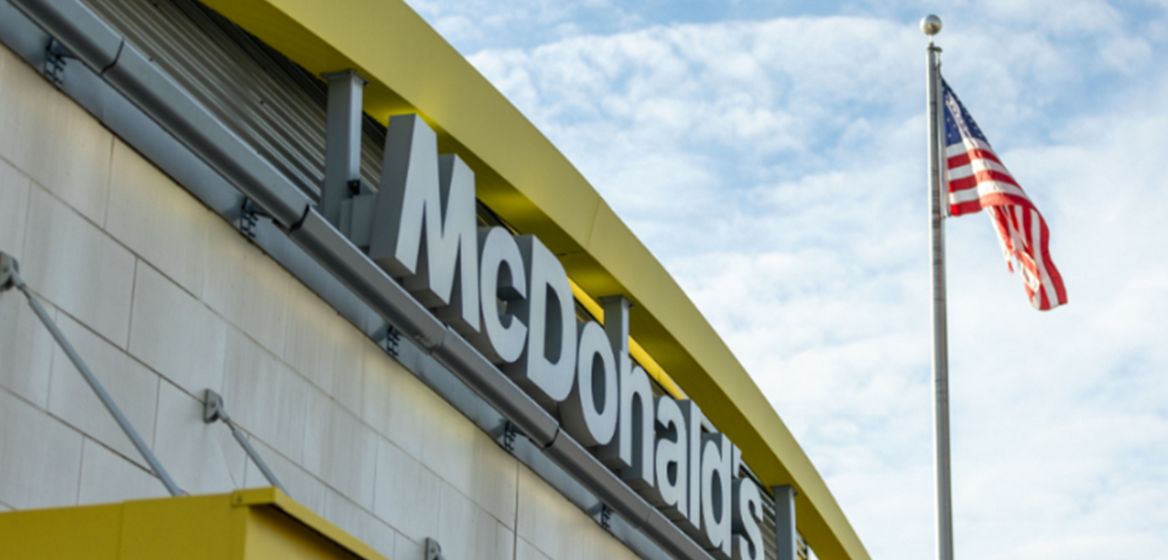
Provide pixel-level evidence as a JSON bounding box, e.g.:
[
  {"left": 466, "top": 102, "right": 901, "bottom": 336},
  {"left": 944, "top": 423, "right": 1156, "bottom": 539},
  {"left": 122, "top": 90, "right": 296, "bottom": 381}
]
[
  {"left": 232, "top": 487, "right": 383, "bottom": 558},
  {"left": 198, "top": 1, "right": 867, "bottom": 558}
]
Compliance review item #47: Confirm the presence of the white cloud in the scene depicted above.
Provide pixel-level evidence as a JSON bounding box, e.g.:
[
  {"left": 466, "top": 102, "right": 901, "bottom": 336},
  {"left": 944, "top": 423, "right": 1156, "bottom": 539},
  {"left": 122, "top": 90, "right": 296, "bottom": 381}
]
[
  {"left": 412, "top": 1, "right": 1168, "bottom": 558},
  {"left": 405, "top": 0, "right": 644, "bottom": 52}
]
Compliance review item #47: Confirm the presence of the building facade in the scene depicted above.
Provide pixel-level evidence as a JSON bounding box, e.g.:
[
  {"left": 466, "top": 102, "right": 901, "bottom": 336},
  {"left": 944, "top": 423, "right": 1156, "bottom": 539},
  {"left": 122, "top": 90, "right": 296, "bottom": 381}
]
[{"left": 0, "top": 0, "right": 868, "bottom": 558}]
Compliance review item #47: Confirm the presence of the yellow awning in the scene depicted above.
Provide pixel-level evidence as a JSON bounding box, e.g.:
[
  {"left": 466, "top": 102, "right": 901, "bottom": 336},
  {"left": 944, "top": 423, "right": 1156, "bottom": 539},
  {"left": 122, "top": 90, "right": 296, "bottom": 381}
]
[{"left": 0, "top": 488, "right": 385, "bottom": 559}]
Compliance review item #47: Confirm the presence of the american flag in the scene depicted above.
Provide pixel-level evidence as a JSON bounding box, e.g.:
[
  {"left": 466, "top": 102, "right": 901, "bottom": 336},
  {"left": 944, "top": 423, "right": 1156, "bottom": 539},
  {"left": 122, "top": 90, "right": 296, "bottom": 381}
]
[{"left": 942, "top": 79, "right": 1068, "bottom": 311}]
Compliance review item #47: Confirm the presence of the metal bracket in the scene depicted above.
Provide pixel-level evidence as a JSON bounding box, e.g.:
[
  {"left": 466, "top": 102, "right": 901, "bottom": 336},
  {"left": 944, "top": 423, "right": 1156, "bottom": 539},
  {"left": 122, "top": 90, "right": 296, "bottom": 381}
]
[
  {"left": 589, "top": 503, "right": 613, "bottom": 530},
  {"left": 42, "top": 38, "right": 73, "bottom": 87},
  {"left": 501, "top": 420, "right": 518, "bottom": 452},
  {"left": 424, "top": 538, "right": 445, "bottom": 560},
  {"left": 203, "top": 387, "right": 227, "bottom": 423},
  {"left": 237, "top": 197, "right": 271, "bottom": 240},
  {"left": 383, "top": 324, "right": 401, "bottom": 358},
  {"left": 0, "top": 252, "right": 20, "bottom": 292},
  {"left": 203, "top": 389, "right": 287, "bottom": 495}
]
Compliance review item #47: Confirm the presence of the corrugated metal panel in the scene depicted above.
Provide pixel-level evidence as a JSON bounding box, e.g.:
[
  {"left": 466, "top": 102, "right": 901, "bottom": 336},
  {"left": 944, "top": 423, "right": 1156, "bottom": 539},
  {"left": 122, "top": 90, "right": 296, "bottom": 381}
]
[{"left": 81, "top": 0, "right": 386, "bottom": 201}]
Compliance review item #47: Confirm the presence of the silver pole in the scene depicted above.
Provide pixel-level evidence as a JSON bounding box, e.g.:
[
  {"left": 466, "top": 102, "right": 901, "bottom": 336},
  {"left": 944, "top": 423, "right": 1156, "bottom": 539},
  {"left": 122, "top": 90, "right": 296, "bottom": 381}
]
[
  {"left": 922, "top": 14, "right": 954, "bottom": 560},
  {"left": 0, "top": 253, "right": 184, "bottom": 497}
]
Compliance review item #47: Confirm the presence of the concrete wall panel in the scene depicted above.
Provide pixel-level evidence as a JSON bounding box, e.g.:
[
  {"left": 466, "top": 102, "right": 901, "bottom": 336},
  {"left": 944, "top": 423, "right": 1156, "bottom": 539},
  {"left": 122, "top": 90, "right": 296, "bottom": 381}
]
[
  {"left": 283, "top": 282, "right": 365, "bottom": 412},
  {"left": 0, "top": 390, "right": 83, "bottom": 509},
  {"left": 22, "top": 188, "right": 134, "bottom": 346},
  {"left": 76, "top": 438, "right": 167, "bottom": 504},
  {"left": 106, "top": 140, "right": 212, "bottom": 297},
  {"left": 517, "top": 464, "right": 639, "bottom": 560},
  {"left": 202, "top": 220, "right": 290, "bottom": 356},
  {"left": 373, "top": 437, "right": 443, "bottom": 544},
  {"left": 0, "top": 287, "right": 54, "bottom": 407},
  {"left": 303, "top": 392, "right": 378, "bottom": 510},
  {"left": 0, "top": 158, "right": 29, "bottom": 261},
  {"left": 414, "top": 369, "right": 519, "bottom": 527},
  {"left": 47, "top": 313, "right": 159, "bottom": 464},
  {"left": 128, "top": 263, "right": 227, "bottom": 395},
  {"left": 221, "top": 334, "right": 309, "bottom": 462},
  {"left": 517, "top": 538, "right": 554, "bottom": 560},
  {"left": 436, "top": 482, "right": 515, "bottom": 560},
  {"left": 361, "top": 340, "right": 427, "bottom": 459},
  {"left": 0, "top": 49, "right": 111, "bottom": 225},
  {"left": 320, "top": 488, "right": 399, "bottom": 559},
  {"left": 394, "top": 533, "right": 425, "bottom": 560},
  {"left": 242, "top": 437, "right": 327, "bottom": 514}
]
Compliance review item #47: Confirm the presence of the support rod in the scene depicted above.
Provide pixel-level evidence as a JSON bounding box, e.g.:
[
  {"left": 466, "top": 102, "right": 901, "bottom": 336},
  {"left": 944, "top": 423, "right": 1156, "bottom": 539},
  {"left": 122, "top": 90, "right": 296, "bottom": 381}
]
[
  {"left": 923, "top": 15, "right": 955, "bottom": 560},
  {"left": 0, "top": 253, "right": 183, "bottom": 497},
  {"left": 203, "top": 389, "right": 287, "bottom": 494}
]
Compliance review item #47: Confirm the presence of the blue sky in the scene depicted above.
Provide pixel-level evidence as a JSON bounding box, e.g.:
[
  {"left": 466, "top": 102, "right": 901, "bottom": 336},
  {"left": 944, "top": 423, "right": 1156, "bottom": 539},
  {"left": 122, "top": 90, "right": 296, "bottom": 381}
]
[{"left": 405, "top": 1, "right": 1167, "bottom": 557}]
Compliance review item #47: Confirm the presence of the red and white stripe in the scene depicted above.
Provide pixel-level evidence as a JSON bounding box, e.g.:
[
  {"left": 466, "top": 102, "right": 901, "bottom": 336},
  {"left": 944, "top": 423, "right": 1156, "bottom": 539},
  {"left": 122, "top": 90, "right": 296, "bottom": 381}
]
[{"left": 945, "top": 140, "right": 1068, "bottom": 310}]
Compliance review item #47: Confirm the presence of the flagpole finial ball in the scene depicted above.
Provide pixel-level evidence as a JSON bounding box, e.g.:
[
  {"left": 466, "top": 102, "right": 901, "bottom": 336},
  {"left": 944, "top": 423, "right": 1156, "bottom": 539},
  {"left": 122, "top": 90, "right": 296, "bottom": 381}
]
[{"left": 921, "top": 14, "right": 943, "bottom": 36}]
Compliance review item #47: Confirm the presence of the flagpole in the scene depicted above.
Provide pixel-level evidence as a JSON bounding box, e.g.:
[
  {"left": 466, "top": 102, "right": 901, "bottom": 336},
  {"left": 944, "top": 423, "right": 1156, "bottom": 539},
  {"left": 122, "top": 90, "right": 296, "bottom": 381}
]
[{"left": 922, "top": 14, "right": 955, "bottom": 560}]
